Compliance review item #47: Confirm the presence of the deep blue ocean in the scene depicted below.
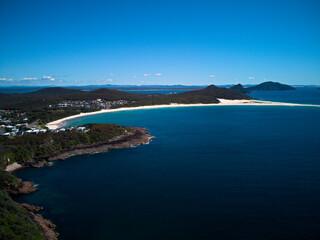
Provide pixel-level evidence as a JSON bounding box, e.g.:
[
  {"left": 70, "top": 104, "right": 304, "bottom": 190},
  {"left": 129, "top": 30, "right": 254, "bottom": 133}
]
[{"left": 16, "top": 88, "right": 320, "bottom": 240}]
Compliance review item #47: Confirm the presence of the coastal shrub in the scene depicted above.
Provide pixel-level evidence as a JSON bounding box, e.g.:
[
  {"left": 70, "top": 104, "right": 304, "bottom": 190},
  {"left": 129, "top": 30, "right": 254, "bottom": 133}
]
[
  {"left": 0, "top": 170, "right": 20, "bottom": 190},
  {"left": 0, "top": 190, "right": 44, "bottom": 240},
  {"left": 0, "top": 124, "right": 132, "bottom": 167}
]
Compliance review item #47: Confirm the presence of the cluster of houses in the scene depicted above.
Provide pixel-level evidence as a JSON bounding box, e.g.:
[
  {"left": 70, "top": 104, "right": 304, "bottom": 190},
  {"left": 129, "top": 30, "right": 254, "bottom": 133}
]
[
  {"left": 1, "top": 109, "right": 88, "bottom": 137},
  {"left": 0, "top": 109, "right": 29, "bottom": 136},
  {"left": 50, "top": 99, "right": 130, "bottom": 109},
  {"left": 1, "top": 125, "right": 88, "bottom": 137},
  {"left": 0, "top": 109, "right": 28, "bottom": 125}
]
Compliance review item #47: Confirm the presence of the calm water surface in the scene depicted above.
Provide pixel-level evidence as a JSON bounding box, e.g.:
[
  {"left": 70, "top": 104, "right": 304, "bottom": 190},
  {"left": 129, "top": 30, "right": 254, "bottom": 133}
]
[{"left": 16, "top": 88, "right": 320, "bottom": 240}]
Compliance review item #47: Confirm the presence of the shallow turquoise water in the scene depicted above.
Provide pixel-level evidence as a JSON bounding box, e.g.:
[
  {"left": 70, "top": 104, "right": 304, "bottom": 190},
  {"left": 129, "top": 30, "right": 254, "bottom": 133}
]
[{"left": 16, "top": 88, "right": 320, "bottom": 240}]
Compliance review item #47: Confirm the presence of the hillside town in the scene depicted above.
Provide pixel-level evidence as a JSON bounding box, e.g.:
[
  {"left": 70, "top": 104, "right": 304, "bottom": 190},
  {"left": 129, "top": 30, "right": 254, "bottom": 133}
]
[
  {"left": 50, "top": 99, "right": 131, "bottom": 109},
  {"left": 0, "top": 98, "right": 131, "bottom": 137},
  {"left": 0, "top": 109, "right": 88, "bottom": 137}
]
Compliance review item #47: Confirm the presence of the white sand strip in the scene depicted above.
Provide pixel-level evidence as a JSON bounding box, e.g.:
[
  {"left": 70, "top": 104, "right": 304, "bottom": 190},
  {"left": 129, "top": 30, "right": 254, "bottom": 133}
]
[
  {"left": 46, "top": 99, "right": 320, "bottom": 130},
  {"left": 5, "top": 162, "right": 23, "bottom": 172}
]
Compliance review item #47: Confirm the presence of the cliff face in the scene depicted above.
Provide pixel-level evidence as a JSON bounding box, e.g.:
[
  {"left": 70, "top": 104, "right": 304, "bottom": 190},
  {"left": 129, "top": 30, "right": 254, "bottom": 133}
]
[{"left": 248, "top": 81, "right": 295, "bottom": 91}]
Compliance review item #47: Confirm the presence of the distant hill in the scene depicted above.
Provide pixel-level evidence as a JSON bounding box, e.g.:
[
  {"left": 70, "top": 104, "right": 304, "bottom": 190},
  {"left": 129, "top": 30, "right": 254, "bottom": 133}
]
[
  {"left": 27, "top": 87, "right": 83, "bottom": 96},
  {"left": 0, "top": 87, "right": 145, "bottom": 110},
  {"left": 0, "top": 85, "right": 251, "bottom": 111},
  {"left": 182, "top": 85, "right": 252, "bottom": 101},
  {"left": 129, "top": 84, "right": 252, "bottom": 106},
  {"left": 229, "top": 84, "right": 251, "bottom": 94},
  {"left": 248, "top": 81, "right": 295, "bottom": 91}
]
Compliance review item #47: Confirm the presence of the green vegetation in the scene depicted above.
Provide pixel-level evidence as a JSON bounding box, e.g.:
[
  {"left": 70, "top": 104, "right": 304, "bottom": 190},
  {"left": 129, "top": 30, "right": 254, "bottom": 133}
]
[
  {"left": 0, "top": 124, "right": 132, "bottom": 168},
  {"left": 0, "top": 170, "right": 20, "bottom": 190},
  {"left": 0, "top": 169, "right": 44, "bottom": 240},
  {"left": 0, "top": 189, "right": 44, "bottom": 240}
]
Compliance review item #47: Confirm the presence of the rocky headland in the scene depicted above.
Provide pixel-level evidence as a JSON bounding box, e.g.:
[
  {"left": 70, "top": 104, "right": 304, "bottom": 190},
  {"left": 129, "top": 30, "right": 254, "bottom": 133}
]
[
  {"left": 22, "top": 127, "right": 153, "bottom": 168},
  {"left": 1, "top": 125, "right": 153, "bottom": 239}
]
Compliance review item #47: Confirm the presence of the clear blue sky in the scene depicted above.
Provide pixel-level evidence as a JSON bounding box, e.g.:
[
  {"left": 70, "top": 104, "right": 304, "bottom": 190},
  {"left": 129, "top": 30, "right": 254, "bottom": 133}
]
[{"left": 0, "top": 0, "right": 319, "bottom": 86}]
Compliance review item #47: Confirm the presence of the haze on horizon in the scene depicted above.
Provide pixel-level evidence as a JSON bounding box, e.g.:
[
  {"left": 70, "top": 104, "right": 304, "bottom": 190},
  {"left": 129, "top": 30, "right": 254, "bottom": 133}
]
[{"left": 0, "top": 0, "right": 319, "bottom": 86}]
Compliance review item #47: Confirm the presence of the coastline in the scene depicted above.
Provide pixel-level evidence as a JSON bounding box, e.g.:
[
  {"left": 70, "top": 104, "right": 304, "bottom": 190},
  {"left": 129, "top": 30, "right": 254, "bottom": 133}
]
[
  {"left": 5, "top": 127, "right": 153, "bottom": 171},
  {"left": 28, "top": 127, "right": 153, "bottom": 168},
  {"left": 4, "top": 127, "right": 153, "bottom": 239},
  {"left": 46, "top": 99, "right": 320, "bottom": 129}
]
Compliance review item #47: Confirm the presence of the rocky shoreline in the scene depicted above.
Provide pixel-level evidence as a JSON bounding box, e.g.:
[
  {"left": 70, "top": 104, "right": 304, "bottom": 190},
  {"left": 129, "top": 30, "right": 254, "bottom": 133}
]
[
  {"left": 20, "top": 203, "right": 59, "bottom": 240},
  {"left": 7, "top": 127, "right": 153, "bottom": 170},
  {"left": 6, "top": 127, "right": 153, "bottom": 239},
  {"left": 5, "top": 179, "right": 59, "bottom": 240}
]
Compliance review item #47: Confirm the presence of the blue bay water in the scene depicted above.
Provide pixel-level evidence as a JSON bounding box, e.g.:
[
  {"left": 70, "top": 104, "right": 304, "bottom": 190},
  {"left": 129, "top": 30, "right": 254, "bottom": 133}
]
[{"left": 16, "top": 88, "right": 320, "bottom": 240}]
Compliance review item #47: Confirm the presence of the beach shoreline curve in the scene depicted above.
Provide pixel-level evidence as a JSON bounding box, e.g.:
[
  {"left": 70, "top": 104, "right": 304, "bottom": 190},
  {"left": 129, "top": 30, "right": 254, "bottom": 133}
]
[{"left": 46, "top": 99, "right": 320, "bottom": 130}]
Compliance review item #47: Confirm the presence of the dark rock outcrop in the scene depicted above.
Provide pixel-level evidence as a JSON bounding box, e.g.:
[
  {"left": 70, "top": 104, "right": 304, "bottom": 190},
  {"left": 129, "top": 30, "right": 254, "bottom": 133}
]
[
  {"left": 20, "top": 203, "right": 59, "bottom": 240},
  {"left": 7, "top": 180, "right": 37, "bottom": 195}
]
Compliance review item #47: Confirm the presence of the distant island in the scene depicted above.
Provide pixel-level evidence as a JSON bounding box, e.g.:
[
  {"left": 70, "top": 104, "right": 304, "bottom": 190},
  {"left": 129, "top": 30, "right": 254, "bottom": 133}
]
[{"left": 247, "top": 81, "right": 295, "bottom": 91}]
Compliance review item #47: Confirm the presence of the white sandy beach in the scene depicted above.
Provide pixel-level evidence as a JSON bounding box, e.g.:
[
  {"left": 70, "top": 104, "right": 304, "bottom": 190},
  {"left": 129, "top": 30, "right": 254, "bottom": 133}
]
[
  {"left": 5, "top": 162, "right": 23, "bottom": 172},
  {"left": 46, "top": 99, "right": 320, "bottom": 130}
]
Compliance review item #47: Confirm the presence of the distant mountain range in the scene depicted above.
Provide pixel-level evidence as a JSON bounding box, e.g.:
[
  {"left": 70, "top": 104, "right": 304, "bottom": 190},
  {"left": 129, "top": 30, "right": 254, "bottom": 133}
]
[
  {"left": 0, "top": 81, "right": 298, "bottom": 111},
  {"left": 0, "top": 81, "right": 314, "bottom": 95}
]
